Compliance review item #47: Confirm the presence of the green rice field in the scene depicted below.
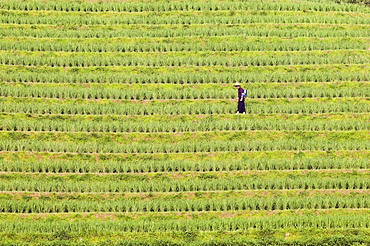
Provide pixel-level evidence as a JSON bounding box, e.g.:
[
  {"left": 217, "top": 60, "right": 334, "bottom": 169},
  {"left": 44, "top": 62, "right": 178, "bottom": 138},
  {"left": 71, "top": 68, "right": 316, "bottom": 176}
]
[{"left": 0, "top": 0, "right": 369, "bottom": 245}]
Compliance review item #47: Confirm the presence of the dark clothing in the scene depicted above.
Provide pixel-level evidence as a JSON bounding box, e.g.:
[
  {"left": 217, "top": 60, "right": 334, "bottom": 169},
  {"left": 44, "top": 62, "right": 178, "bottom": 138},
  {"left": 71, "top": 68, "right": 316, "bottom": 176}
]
[
  {"left": 237, "top": 87, "right": 246, "bottom": 113},
  {"left": 238, "top": 100, "right": 246, "bottom": 113}
]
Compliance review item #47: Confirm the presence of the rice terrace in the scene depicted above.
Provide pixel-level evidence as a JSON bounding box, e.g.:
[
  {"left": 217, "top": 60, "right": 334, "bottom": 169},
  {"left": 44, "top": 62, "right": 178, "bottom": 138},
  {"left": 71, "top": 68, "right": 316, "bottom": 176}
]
[{"left": 0, "top": 0, "right": 369, "bottom": 245}]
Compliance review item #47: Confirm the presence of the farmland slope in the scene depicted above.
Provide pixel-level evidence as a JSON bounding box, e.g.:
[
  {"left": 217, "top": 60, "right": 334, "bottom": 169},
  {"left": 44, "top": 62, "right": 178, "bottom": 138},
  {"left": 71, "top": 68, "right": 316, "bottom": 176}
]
[{"left": 0, "top": 0, "right": 369, "bottom": 245}]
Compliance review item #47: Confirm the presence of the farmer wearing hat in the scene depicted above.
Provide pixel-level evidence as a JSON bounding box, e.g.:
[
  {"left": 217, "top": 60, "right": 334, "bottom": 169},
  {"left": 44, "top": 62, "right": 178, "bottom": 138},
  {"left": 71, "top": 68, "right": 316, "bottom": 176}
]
[{"left": 234, "top": 83, "right": 246, "bottom": 114}]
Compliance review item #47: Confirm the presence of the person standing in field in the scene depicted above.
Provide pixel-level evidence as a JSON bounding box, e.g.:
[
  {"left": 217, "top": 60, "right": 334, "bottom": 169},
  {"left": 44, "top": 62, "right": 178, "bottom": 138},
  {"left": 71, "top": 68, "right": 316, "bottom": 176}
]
[{"left": 234, "top": 83, "right": 246, "bottom": 114}]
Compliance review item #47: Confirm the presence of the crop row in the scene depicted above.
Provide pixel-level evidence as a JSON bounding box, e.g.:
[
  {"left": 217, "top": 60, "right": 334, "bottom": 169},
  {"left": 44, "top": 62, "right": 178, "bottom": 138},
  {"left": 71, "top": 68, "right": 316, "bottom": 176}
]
[
  {"left": 1, "top": 0, "right": 366, "bottom": 13},
  {"left": 1, "top": 157, "right": 367, "bottom": 173},
  {"left": 8, "top": 129, "right": 360, "bottom": 143},
  {"left": 2, "top": 12, "right": 369, "bottom": 25},
  {"left": 1, "top": 196, "right": 368, "bottom": 213},
  {"left": 2, "top": 37, "right": 368, "bottom": 53},
  {"left": 3, "top": 167, "right": 367, "bottom": 180},
  {"left": 2, "top": 24, "right": 370, "bottom": 39},
  {"left": 0, "top": 84, "right": 368, "bottom": 100},
  {"left": 4, "top": 168, "right": 364, "bottom": 180},
  {"left": 1, "top": 149, "right": 362, "bottom": 166},
  {"left": 3, "top": 70, "right": 368, "bottom": 84},
  {"left": 1, "top": 117, "right": 367, "bottom": 133},
  {"left": 1, "top": 234, "right": 368, "bottom": 246},
  {"left": 1, "top": 214, "right": 368, "bottom": 234},
  {"left": 1, "top": 100, "right": 368, "bottom": 115},
  {"left": 1, "top": 51, "right": 369, "bottom": 67},
  {"left": 4, "top": 189, "right": 367, "bottom": 201},
  {"left": 0, "top": 138, "right": 368, "bottom": 153},
  {"left": 1, "top": 177, "right": 369, "bottom": 193},
  {"left": 4, "top": 112, "right": 364, "bottom": 121}
]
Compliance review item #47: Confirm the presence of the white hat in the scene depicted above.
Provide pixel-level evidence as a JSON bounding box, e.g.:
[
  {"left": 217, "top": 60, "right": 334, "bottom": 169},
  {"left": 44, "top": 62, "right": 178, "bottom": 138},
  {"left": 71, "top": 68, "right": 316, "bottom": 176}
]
[{"left": 234, "top": 83, "right": 240, "bottom": 86}]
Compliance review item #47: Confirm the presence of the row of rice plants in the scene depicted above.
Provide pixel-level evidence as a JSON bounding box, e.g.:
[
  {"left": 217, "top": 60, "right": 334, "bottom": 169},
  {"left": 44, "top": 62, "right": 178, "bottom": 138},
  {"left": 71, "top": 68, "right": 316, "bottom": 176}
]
[
  {"left": 3, "top": 70, "right": 369, "bottom": 84},
  {"left": 2, "top": 24, "right": 370, "bottom": 39},
  {"left": 1, "top": 176, "right": 369, "bottom": 193},
  {"left": 4, "top": 62, "right": 368, "bottom": 76},
  {"left": 3, "top": 37, "right": 368, "bottom": 52},
  {"left": 2, "top": 50, "right": 369, "bottom": 67},
  {"left": 1, "top": 118, "right": 367, "bottom": 133},
  {"left": 19, "top": 189, "right": 362, "bottom": 200},
  {"left": 2, "top": 12, "right": 369, "bottom": 25},
  {"left": 9, "top": 128, "right": 339, "bottom": 142},
  {"left": 0, "top": 139, "right": 367, "bottom": 153},
  {"left": 1, "top": 100, "right": 368, "bottom": 115},
  {"left": 4, "top": 111, "right": 363, "bottom": 121},
  {"left": 1, "top": 84, "right": 367, "bottom": 100},
  {"left": 1, "top": 157, "right": 367, "bottom": 173},
  {"left": 1, "top": 196, "right": 368, "bottom": 213},
  {"left": 4, "top": 167, "right": 362, "bottom": 180},
  {"left": 1, "top": 214, "right": 368, "bottom": 234},
  {"left": 1, "top": 0, "right": 366, "bottom": 12}
]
